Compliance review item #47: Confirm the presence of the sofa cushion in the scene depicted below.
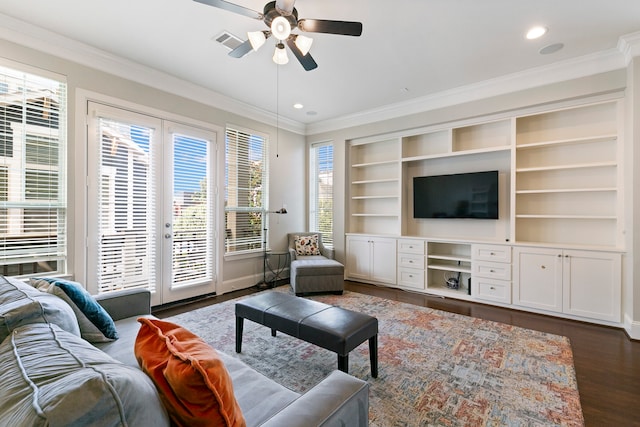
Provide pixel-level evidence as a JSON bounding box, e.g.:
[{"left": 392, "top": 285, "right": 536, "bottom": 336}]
[
  {"left": 0, "top": 323, "right": 169, "bottom": 427},
  {"left": 217, "top": 351, "right": 299, "bottom": 427},
  {"left": 0, "top": 276, "right": 80, "bottom": 343},
  {"left": 31, "top": 277, "right": 118, "bottom": 342},
  {"left": 135, "top": 318, "right": 245, "bottom": 427},
  {"left": 294, "top": 234, "right": 321, "bottom": 256}
]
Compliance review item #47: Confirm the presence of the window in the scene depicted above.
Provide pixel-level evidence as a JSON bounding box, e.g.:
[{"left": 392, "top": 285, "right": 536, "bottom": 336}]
[
  {"left": 225, "top": 126, "right": 268, "bottom": 254},
  {"left": 0, "top": 64, "right": 67, "bottom": 277},
  {"left": 310, "top": 142, "right": 333, "bottom": 247}
]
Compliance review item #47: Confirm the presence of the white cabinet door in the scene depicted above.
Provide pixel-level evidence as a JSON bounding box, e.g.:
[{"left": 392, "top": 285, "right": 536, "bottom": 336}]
[
  {"left": 346, "top": 235, "right": 373, "bottom": 281},
  {"left": 563, "top": 250, "right": 621, "bottom": 322},
  {"left": 346, "top": 235, "right": 396, "bottom": 285},
  {"left": 371, "top": 237, "right": 397, "bottom": 284},
  {"left": 513, "top": 247, "right": 563, "bottom": 312}
]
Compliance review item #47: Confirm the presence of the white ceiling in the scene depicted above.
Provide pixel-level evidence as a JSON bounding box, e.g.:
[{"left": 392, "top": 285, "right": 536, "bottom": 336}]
[{"left": 1, "top": 0, "right": 639, "bottom": 130}]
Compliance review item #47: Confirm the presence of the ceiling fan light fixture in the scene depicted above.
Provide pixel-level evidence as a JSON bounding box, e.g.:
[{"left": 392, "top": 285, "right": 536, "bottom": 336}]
[
  {"left": 248, "top": 31, "right": 267, "bottom": 51},
  {"left": 294, "top": 34, "right": 313, "bottom": 56},
  {"left": 273, "top": 42, "right": 289, "bottom": 64},
  {"left": 271, "top": 16, "right": 291, "bottom": 40}
]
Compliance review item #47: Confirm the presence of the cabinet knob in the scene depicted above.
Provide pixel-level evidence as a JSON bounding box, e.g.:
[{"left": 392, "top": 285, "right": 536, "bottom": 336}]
[
  {"left": 490, "top": 269, "right": 495, "bottom": 273},
  {"left": 490, "top": 252, "right": 495, "bottom": 255},
  {"left": 557, "top": 254, "right": 562, "bottom": 258},
  {"left": 490, "top": 286, "right": 495, "bottom": 290},
  {"left": 541, "top": 265, "right": 546, "bottom": 269}
]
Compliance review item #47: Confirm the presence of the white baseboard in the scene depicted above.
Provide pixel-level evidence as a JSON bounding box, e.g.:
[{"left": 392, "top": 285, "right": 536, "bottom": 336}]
[{"left": 624, "top": 313, "right": 640, "bottom": 340}]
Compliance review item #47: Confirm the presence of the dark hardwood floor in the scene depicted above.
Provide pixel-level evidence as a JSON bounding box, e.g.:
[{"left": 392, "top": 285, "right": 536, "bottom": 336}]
[{"left": 153, "top": 280, "right": 640, "bottom": 426}]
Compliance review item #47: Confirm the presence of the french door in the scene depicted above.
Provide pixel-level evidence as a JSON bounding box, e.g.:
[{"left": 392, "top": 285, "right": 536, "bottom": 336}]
[{"left": 86, "top": 102, "right": 217, "bottom": 305}]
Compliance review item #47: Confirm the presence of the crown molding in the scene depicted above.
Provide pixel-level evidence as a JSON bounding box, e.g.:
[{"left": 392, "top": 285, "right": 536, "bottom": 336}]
[
  {"left": 0, "top": 13, "right": 306, "bottom": 135},
  {"left": 307, "top": 46, "right": 628, "bottom": 135},
  {"left": 618, "top": 31, "right": 640, "bottom": 65}
]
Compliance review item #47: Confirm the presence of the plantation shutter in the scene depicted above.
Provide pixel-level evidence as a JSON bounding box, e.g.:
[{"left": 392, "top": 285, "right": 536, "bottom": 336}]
[
  {"left": 225, "top": 126, "right": 268, "bottom": 254},
  {"left": 0, "top": 64, "right": 67, "bottom": 277},
  {"left": 94, "top": 117, "right": 157, "bottom": 293},
  {"left": 310, "top": 142, "right": 333, "bottom": 247}
]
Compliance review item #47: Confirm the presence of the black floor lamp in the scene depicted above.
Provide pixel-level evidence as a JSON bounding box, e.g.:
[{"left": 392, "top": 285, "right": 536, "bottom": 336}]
[{"left": 256, "top": 207, "right": 288, "bottom": 289}]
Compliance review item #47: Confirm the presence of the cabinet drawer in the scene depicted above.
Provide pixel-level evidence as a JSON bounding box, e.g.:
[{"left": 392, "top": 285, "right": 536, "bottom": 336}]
[
  {"left": 472, "top": 244, "right": 511, "bottom": 263},
  {"left": 397, "top": 253, "right": 425, "bottom": 269},
  {"left": 397, "top": 268, "right": 425, "bottom": 289},
  {"left": 473, "top": 261, "right": 511, "bottom": 280},
  {"left": 397, "top": 239, "right": 425, "bottom": 254},
  {"left": 474, "top": 278, "right": 511, "bottom": 304}
]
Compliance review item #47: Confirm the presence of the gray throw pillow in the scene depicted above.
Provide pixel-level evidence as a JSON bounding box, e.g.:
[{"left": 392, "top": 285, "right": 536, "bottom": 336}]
[
  {"left": 0, "top": 323, "right": 170, "bottom": 427},
  {"left": 0, "top": 276, "right": 80, "bottom": 343}
]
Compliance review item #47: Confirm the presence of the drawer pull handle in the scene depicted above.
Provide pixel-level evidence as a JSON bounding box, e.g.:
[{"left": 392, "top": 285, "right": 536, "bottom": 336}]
[
  {"left": 490, "top": 286, "right": 495, "bottom": 290},
  {"left": 490, "top": 269, "right": 495, "bottom": 273},
  {"left": 490, "top": 252, "right": 495, "bottom": 255}
]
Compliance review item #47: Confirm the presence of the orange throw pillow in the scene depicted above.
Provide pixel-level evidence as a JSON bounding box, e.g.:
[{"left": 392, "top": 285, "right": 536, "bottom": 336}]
[{"left": 135, "top": 318, "right": 246, "bottom": 427}]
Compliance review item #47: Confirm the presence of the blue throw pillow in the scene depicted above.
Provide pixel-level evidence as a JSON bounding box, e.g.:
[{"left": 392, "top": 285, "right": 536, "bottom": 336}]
[{"left": 31, "top": 278, "right": 118, "bottom": 342}]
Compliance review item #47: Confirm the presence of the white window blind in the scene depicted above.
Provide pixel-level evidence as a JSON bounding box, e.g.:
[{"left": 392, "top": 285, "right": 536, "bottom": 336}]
[
  {"left": 0, "top": 65, "right": 67, "bottom": 277},
  {"left": 95, "top": 118, "right": 157, "bottom": 293},
  {"left": 225, "top": 127, "right": 268, "bottom": 254},
  {"left": 171, "top": 132, "right": 214, "bottom": 287},
  {"left": 310, "top": 142, "right": 333, "bottom": 247}
]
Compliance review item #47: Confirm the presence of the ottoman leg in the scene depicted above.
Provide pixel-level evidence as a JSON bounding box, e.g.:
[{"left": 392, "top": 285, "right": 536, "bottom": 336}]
[
  {"left": 235, "top": 316, "right": 244, "bottom": 353},
  {"left": 369, "top": 335, "right": 378, "bottom": 378},
  {"left": 338, "top": 354, "right": 349, "bottom": 374}
]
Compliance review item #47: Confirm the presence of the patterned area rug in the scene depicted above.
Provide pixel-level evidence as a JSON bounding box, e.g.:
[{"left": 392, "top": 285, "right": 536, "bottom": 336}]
[{"left": 166, "top": 287, "right": 584, "bottom": 426}]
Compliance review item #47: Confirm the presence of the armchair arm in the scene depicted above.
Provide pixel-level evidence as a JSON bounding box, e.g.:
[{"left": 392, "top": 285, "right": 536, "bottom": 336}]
[
  {"left": 260, "top": 370, "right": 369, "bottom": 427},
  {"left": 288, "top": 247, "right": 297, "bottom": 261},
  {"left": 320, "top": 246, "right": 335, "bottom": 259},
  {"left": 95, "top": 288, "right": 151, "bottom": 321}
]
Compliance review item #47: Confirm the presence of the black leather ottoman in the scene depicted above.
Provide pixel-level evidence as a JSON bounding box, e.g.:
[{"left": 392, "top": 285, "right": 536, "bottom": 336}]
[{"left": 235, "top": 292, "right": 378, "bottom": 377}]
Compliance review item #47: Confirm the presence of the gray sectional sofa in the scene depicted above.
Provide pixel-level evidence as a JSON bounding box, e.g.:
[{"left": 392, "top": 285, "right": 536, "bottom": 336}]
[{"left": 0, "top": 275, "right": 369, "bottom": 426}]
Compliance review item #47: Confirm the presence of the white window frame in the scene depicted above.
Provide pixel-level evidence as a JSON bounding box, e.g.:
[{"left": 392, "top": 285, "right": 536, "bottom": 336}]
[
  {"left": 0, "top": 61, "right": 67, "bottom": 279},
  {"left": 309, "top": 141, "right": 333, "bottom": 248}
]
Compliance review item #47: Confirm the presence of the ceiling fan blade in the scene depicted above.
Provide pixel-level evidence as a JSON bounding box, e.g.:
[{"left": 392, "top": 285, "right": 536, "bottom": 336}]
[
  {"left": 193, "top": 0, "right": 262, "bottom": 20},
  {"left": 286, "top": 38, "right": 318, "bottom": 71},
  {"left": 298, "top": 19, "right": 363, "bottom": 36},
  {"left": 228, "top": 40, "right": 254, "bottom": 58}
]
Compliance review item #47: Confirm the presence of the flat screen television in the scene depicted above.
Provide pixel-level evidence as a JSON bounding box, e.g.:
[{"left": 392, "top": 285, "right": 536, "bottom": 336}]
[{"left": 413, "top": 171, "right": 499, "bottom": 219}]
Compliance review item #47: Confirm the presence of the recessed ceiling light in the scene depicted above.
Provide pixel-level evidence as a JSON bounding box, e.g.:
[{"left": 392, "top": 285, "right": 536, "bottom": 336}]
[
  {"left": 307, "top": 111, "right": 317, "bottom": 116},
  {"left": 526, "top": 26, "right": 548, "bottom": 40},
  {"left": 293, "top": 103, "right": 304, "bottom": 109}
]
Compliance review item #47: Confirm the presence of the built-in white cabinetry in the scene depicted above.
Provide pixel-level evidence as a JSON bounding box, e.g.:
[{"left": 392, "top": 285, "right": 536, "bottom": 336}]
[
  {"left": 513, "top": 247, "right": 621, "bottom": 322},
  {"left": 426, "top": 242, "right": 471, "bottom": 298},
  {"left": 344, "top": 97, "right": 624, "bottom": 327},
  {"left": 345, "top": 235, "right": 397, "bottom": 284},
  {"left": 472, "top": 244, "right": 512, "bottom": 304},
  {"left": 349, "top": 138, "right": 401, "bottom": 236},
  {"left": 514, "top": 101, "right": 621, "bottom": 248},
  {"left": 396, "top": 239, "right": 425, "bottom": 290}
]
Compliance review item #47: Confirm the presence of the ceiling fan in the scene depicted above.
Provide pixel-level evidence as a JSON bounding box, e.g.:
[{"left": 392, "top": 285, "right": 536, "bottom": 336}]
[{"left": 194, "top": 0, "right": 363, "bottom": 71}]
